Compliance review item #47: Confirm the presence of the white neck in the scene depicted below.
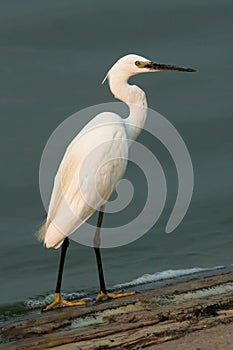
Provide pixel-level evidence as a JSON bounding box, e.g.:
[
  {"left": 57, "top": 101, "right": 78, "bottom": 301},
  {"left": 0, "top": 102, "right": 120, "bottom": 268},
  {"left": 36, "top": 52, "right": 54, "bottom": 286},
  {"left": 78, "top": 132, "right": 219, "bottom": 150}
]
[{"left": 108, "top": 75, "right": 148, "bottom": 140}]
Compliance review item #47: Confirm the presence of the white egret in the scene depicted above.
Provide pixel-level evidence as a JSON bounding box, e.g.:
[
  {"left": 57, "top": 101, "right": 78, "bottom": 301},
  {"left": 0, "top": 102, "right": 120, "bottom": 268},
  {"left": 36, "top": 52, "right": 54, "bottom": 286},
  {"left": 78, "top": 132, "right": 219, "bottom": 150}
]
[{"left": 39, "top": 54, "right": 195, "bottom": 311}]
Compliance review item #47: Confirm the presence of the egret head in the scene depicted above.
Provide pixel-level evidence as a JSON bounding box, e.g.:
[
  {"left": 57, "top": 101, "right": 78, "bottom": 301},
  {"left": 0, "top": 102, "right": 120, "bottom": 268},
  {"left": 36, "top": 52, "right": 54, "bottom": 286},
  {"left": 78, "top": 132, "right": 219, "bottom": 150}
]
[{"left": 103, "top": 53, "right": 196, "bottom": 83}]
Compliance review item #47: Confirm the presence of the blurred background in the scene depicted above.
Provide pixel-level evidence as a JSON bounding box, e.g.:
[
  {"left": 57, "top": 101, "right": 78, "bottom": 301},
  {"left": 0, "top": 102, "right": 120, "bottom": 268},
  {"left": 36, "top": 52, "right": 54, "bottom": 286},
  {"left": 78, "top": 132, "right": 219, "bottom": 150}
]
[{"left": 0, "top": 0, "right": 232, "bottom": 313}]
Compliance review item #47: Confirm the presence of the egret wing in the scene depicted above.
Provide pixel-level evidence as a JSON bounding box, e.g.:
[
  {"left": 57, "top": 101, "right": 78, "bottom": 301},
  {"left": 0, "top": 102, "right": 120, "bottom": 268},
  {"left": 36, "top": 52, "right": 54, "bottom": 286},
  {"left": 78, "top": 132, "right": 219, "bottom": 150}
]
[{"left": 44, "top": 113, "right": 128, "bottom": 248}]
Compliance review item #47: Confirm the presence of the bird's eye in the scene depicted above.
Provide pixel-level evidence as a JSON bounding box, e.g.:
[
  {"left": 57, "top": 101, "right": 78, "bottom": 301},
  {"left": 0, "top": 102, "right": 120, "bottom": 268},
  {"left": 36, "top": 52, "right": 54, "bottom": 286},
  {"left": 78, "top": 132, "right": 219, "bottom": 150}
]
[{"left": 135, "top": 61, "right": 141, "bottom": 67}]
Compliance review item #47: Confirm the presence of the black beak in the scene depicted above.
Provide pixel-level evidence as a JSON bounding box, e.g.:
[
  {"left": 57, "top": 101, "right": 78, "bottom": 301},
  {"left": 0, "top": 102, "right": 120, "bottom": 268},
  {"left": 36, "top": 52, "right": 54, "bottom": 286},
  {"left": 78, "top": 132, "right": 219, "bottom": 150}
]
[{"left": 144, "top": 62, "right": 196, "bottom": 72}]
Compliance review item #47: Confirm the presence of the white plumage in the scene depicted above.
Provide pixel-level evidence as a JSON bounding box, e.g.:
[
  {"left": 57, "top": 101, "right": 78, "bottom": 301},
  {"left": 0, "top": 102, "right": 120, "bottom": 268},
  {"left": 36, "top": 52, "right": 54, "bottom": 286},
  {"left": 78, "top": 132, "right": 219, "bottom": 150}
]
[
  {"left": 40, "top": 54, "right": 195, "bottom": 249},
  {"left": 44, "top": 112, "right": 128, "bottom": 248}
]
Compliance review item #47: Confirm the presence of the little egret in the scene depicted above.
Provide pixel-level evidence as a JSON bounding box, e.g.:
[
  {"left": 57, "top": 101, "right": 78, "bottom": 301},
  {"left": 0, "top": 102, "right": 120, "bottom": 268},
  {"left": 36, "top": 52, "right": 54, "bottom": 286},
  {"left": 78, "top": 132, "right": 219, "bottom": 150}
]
[{"left": 39, "top": 54, "right": 195, "bottom": 311}]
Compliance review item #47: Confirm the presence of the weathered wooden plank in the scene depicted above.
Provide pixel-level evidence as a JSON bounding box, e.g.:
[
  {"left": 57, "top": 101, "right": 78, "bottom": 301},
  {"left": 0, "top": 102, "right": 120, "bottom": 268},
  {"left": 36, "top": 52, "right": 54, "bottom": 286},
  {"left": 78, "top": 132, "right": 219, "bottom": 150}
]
[{"left": 1, "top": 272, "right": 233, "bottom": 349}]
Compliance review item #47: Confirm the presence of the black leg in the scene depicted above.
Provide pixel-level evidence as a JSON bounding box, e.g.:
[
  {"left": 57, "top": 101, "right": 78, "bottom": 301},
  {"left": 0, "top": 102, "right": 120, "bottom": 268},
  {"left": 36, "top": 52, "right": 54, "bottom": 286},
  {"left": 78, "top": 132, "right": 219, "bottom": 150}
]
[
  {"left": 55, "top": 237, "right": 70, "bottom": 293},
  {"left": 94, "top": 205, "right": 107, "bottom": 294},
  {"left": 42, "top": 236, "right": 86, "bottom": 311},
  {"left": 94, "top": 205, "right": 136, "bottom": 302}
]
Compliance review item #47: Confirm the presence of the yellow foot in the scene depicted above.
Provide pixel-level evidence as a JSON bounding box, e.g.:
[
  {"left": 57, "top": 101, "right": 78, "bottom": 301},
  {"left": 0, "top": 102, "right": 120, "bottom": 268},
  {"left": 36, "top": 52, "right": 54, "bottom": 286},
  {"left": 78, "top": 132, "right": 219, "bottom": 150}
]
[
  {"left": 42, "top": 292, "right": 86, "bottom": 312},
  {"left": 95, "top": 290, "right": 136, "bottom": 303}
]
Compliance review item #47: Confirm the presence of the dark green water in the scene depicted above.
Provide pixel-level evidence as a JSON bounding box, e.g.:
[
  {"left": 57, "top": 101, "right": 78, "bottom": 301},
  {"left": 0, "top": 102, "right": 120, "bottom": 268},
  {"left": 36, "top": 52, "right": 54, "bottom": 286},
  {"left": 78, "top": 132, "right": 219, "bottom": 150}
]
[{"left": 0, "top": 0, "right": 232, "bottom": 319}]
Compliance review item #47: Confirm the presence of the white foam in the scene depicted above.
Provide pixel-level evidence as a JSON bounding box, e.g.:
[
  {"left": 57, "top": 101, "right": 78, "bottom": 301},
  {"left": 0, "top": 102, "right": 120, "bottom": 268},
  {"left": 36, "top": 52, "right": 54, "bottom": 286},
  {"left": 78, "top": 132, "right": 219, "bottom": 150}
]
[
  {"left": 153, "top": 282, "right": 233, "bottom": 305},
  {"left": 173, "top": 283, "right": 233, "bottom": 303},
  {"left": 114, "top": 266, "right": 224, "bottom": 289}
]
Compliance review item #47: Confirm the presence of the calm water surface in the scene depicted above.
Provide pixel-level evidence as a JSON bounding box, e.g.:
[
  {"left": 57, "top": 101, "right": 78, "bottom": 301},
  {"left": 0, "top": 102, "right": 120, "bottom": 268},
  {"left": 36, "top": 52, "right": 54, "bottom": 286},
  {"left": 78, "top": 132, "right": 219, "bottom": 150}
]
[{"left": 0, "top": 0, "right": 232, "bottom": 319}]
